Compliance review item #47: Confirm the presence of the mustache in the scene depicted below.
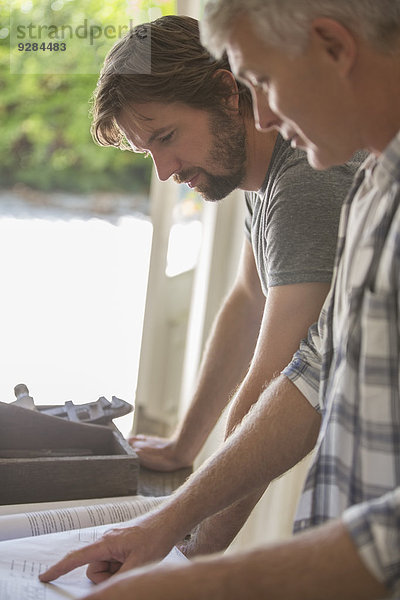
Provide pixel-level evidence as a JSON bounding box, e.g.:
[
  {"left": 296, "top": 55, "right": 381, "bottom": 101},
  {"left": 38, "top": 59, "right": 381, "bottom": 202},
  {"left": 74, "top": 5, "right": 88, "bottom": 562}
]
[{"left": 173, "top": 168, "right": 202, "bottom": 185}]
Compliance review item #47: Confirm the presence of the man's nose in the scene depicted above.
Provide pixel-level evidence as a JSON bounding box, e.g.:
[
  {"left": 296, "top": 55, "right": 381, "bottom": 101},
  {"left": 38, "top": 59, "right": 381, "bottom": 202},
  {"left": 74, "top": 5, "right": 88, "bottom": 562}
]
[
  {"left": 252, "top": 88, "right": 279, "bottom": 132},
  {"left": 152, "top": 151, "right": 181, "bottom": 182}
]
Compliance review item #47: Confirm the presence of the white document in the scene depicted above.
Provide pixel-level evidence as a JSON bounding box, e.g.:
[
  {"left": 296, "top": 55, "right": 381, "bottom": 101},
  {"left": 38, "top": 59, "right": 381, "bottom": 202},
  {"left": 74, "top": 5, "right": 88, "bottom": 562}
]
[
  {"left": 0, "top": 520, "right": 188, "bottom": 599},
  {"left": 0, "top": 495, "right": 165, "bottom": 542}
]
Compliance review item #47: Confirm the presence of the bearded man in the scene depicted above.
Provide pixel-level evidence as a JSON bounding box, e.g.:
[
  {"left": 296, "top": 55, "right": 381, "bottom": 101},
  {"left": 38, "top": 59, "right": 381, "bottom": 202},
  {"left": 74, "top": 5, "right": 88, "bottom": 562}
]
[{"left": 96, "top": 16, "right": 361, "bottom": 481}]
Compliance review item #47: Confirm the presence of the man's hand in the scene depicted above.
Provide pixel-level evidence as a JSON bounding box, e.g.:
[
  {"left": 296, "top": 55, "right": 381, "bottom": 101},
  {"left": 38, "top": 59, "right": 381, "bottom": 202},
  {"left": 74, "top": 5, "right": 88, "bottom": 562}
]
[
  {"left": 38, "top": 516, "right": 176, "bottom": 584},
  {"left": 128, "top": 434, "right": 193, "bottom": 471},
  {"left": 42, "top": 518, "right": 390, "bottom": 600}
]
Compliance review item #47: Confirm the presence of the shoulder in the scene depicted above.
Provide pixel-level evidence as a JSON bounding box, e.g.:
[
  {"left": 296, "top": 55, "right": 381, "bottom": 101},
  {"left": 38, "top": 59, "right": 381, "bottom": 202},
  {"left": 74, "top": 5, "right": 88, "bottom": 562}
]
[
  {"left": 275, "top": 145, "right": 363, "bottom": 186},
  {"left": 268, "top": 147, "right": 365, "bottom": 211}
]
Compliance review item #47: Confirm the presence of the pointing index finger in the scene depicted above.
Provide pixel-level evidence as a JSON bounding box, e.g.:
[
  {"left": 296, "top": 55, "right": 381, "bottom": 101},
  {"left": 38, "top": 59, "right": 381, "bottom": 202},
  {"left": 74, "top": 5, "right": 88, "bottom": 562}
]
[{"left": 39, "top": 540, "right": 113, "bottom": 583}]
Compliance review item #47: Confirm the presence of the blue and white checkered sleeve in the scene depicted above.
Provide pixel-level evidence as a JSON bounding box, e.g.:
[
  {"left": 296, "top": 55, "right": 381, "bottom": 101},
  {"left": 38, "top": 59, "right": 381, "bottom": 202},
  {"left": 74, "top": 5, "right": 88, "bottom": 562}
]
[
  {"left": 282, "top": 318, "right": 322, "bottom": 410},
  {"left": 343, "top": 488, "right": 400, "bottom": 597}
]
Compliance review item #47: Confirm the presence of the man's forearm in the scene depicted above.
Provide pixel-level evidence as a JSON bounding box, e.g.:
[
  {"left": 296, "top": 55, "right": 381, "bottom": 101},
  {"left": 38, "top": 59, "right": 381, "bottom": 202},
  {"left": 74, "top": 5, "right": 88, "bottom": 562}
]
[
  {"left": 184, "top": 282, "right": 330, "bottom": 555},
  {"left": 39, "top": 376, "right": 321, "bottom": 584},
  {"left": 194, "top": 518, "right": 387, "bottom": 600},
  {"left": 171, "top": 284, "right": 264, "bottom": 461},
  {"left": 185, "top": 487, "right": 266, "bottom": 556},
  {"left": 82, "top": 519, "right": 387, "bottom": 600},
  {"left": 157, "top": 376, "right": 320, "bottom": 545}
]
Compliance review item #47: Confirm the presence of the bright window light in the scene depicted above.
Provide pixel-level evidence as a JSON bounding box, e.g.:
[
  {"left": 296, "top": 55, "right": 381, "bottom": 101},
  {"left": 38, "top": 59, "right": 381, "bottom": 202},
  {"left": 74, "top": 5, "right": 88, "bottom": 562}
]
[{"left": 0, "top": 205, "right": 152, "bottom": 437}]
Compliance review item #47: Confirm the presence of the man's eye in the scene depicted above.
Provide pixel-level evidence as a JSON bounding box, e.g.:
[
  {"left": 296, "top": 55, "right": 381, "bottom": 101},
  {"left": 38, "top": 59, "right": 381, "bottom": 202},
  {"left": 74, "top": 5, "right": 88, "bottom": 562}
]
[{"left": 160, "top": 131, "right": 174, "bottom": 144}]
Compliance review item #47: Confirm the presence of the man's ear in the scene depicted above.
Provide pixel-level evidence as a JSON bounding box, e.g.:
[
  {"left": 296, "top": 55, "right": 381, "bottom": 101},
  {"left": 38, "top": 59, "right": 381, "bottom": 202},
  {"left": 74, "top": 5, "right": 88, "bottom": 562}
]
[
  {"left": 311, "top": 17, "right": 357, "bottom": 76},
  {"left": 213, "top": 69, "right": 240, "bottom": 110}
]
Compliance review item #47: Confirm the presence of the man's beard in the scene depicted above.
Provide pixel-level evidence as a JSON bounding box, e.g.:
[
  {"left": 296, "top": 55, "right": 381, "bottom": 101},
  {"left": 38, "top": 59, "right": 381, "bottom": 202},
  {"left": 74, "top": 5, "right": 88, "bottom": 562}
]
[{"left": 174, "top": 109, "right": 247, "bottom": 202}]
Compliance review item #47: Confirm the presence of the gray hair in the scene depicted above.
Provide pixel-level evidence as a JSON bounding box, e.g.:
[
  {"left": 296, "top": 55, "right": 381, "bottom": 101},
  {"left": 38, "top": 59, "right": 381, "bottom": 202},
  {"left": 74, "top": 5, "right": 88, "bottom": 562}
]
[{"left": 201, "top": 0, "right": 400, "bottom": 58}]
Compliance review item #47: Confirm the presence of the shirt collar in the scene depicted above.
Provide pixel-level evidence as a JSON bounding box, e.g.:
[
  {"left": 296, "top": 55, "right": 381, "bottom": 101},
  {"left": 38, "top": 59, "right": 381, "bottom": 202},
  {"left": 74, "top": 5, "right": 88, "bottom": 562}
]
[{"left": 372, "top": 129, "right": 400, "bottom": 185}]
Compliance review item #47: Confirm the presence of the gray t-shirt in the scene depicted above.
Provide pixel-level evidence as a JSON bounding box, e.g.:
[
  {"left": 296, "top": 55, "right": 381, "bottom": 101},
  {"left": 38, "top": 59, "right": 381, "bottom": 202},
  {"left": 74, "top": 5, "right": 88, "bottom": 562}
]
[{"left": 245, "top": 135, "right": 363, "bottom": 295}]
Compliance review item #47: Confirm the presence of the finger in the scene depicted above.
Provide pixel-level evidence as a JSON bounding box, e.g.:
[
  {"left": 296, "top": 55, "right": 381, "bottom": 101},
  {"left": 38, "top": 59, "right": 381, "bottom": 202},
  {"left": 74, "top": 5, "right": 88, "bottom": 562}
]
[
  {"left": 129, "top": 440, "right": 145, "bottom": 449},
  {"left": 39, "top": 541, "right": 110, "bottom": 582},
  {"left": 128, "top": 434, "right": 147, "bottom": 442},
  {"left": 129, "top": 442, "right": 153, "bottom": 453},
  {"left": 128, "top": 438, "right": 146, "bottom": 448},
  {"left": 86, "top": 560, "right": 122, "bottom": 584}
]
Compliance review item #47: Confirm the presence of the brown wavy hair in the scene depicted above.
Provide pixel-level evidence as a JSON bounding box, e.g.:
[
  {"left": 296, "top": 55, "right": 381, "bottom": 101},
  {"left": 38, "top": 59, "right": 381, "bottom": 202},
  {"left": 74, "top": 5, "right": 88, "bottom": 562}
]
[{"left": 90, "top": 15, "right": 252, "bottom": 150}]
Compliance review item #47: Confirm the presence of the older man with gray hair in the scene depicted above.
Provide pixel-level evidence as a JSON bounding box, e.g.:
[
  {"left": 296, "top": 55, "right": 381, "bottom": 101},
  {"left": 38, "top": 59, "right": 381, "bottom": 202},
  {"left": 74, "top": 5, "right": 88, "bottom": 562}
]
[{"left": 39, "top": 2, "right": 400, "bottom": 598}]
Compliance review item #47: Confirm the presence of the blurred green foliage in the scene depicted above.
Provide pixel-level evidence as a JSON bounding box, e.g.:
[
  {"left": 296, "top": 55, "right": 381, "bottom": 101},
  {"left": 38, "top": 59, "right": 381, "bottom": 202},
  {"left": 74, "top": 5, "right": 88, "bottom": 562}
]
[{"left": 0, "top": 0, "right": 176, "bottom": 193}]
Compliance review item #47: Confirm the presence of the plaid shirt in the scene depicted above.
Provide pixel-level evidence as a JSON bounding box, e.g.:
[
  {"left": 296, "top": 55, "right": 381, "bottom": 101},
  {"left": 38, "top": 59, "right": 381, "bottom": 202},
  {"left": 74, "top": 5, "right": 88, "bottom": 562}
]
[{"left": 283, "top": 130, "right": 400, "bottom": 596}]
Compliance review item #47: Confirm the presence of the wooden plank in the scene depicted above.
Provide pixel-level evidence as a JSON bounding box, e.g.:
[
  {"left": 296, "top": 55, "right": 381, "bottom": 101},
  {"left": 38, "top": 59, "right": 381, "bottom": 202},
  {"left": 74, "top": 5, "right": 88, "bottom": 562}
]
[{"left": 0, "top": 456, "right": 139, "bottom": 504}]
